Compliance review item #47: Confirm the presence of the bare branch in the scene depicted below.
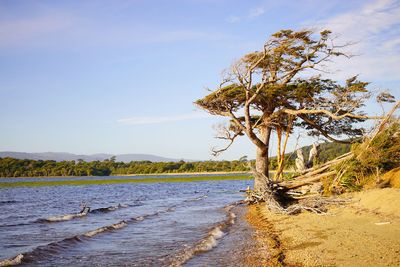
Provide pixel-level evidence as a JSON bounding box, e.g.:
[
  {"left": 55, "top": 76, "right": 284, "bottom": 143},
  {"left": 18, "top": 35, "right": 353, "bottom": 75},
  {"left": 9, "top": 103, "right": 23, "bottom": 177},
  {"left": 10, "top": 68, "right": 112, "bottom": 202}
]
[{"left": 211, "top": 125, "right": 242, "bottom": 156}]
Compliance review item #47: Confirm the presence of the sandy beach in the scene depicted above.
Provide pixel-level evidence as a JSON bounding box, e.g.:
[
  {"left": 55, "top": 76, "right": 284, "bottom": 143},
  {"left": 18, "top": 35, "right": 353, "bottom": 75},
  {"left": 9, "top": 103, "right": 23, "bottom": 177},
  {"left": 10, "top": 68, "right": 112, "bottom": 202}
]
[{"left": 247, "top": 188, "right": 400, "bottom": 266}]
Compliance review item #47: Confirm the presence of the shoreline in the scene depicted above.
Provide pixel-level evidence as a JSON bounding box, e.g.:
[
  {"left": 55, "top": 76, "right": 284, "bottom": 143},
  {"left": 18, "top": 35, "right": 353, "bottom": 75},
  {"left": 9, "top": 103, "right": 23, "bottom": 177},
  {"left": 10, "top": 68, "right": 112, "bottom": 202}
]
[
  {"left": 118, "top": 171, "right": 252, "bottom": 177},
  {"left": 1, "top": 171, "right": 252, "bottom": 179},
  {"left": 1, "top": 170, "right": 294, "bottom": 179},
  {"left": 246, "top": 188, "right": 400, "bottom": 266}
]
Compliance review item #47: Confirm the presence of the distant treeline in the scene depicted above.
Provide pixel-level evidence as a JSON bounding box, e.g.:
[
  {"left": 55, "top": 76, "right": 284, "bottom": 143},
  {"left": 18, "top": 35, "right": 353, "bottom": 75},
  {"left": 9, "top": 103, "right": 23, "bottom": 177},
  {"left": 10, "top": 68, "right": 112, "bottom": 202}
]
[
  {"left": 0, "top": 142, "right": 350, "bottom": 178},
  {"left": 0, "top": 158, "right": 249, "bottom": 177}
]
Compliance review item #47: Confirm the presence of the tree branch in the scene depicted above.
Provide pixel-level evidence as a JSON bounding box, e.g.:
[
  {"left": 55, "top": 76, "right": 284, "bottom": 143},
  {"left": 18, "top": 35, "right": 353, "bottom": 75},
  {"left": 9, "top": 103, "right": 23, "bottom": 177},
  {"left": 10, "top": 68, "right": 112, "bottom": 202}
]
[
  {"left": 212, "top": 130, "right": 241, "bottom": 156},
  {"left": 297, "top": 114, "right": 357, "bottom": 144},
  {"left": 281, "top": 108, "right": 383, "bottom": 120},
  {"left": 222, "top": 109, "right": 265, "bottom": 148}
]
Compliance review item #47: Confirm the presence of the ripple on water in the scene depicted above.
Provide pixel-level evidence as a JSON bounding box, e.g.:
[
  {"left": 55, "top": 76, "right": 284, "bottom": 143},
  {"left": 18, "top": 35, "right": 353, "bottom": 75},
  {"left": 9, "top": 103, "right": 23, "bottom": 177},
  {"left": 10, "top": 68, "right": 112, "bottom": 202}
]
[{"left": 0, "top": 179, "right": 253, "bottom": 266}]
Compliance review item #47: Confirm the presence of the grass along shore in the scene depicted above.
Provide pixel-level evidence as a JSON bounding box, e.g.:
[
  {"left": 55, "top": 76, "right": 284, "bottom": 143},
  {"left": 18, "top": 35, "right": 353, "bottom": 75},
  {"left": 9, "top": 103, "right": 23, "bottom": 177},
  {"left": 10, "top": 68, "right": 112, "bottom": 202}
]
[
  {"left": 0, "top": 174, "right": 251, "bottom": 187},
  {"left": 0, "top": 171, "right": 253, "bottom": 179},
  {"left": 118, "top": 171, "right": 252, "bottom": 176}
]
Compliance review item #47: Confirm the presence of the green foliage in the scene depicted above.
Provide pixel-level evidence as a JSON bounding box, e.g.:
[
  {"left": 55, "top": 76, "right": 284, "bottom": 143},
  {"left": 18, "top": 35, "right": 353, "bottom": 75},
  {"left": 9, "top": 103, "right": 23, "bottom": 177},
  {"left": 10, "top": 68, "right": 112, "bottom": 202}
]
[
  {"left": 356, "top": 121, "right": 400, "bottom": 171},
  {"left": 112, "top": 160, "right": 250, "bottom": 175},
  {"left": 0, "top": 158, "right": 251, "bottom": 178},
  {"left": 331, "top": 120, "right": 400, "bottom": 192},
  {"left": 0, "top": 158, "right": 111, "bottom": 178}
]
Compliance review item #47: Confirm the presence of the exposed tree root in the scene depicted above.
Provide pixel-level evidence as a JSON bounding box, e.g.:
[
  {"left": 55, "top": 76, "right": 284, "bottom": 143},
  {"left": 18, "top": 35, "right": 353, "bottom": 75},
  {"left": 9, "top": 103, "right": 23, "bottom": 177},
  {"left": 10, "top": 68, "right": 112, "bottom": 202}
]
[
  {"left": 246, "top": 158, "right": 354, "bottom": 214},
  {"left": 247, "top": 185, "right": 351, "bottom": 215}
]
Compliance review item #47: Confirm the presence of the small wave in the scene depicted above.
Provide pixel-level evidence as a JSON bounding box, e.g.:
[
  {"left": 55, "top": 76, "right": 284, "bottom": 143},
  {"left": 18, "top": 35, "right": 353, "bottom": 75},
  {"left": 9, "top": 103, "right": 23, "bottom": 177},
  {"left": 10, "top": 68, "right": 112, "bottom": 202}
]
[
  {"left": 37, "top": 212, "right": 87, "bottom": 223},
  {"left": 0, "top": 222, "right": 33, "bottom": 228},
  {"left": 184, "top": 195, "right": 208, "bottom": 202},
  {"left": 37, "top": 203, "right": 129, "bottom": 223},
  {"left": 165, "top": 202, "right": 242, "bottom": 267},
  {"left": 130, "top": 207, "right": 173, "bottom": 222},
  {"left": 134, "top": 216, "right": 144, "bottom": 221},
  {"left": 0, "top": 200, "right": 18, "bottom": 206},
  {"left": 84, "top": 221, "right": 128, "bottom": 237},
  {"left": 0, "top": 254, "right": 23, "bottom": 267},
  {"left": 90, "top": 203, "right": 129, "bottom": 213},
  {"left": 195, "top": 226, "right": 225, "bottom": 252},
  {"left": 6, "top": 236, "right": 84, "bottom": 265},
  {"left": 1, "top": 205, "right": 177, "bottom": 266}
]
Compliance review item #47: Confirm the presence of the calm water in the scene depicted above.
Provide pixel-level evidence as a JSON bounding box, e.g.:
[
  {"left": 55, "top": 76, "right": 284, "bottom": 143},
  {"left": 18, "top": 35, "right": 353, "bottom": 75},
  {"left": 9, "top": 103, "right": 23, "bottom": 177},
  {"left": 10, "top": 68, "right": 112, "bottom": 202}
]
[{"left": 0, "top": 176, "right": 256, "bottom": 266}]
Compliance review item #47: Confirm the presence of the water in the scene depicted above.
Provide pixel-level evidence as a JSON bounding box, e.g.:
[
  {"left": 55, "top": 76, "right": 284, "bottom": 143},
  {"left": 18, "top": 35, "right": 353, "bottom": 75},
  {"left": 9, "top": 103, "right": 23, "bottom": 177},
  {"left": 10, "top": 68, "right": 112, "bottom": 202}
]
[
  {"left": 0, "top": 177, "right": 256, "bottom": 266},
  {"left": 0, "top": 173, "right": 249, "bottom": 183}
]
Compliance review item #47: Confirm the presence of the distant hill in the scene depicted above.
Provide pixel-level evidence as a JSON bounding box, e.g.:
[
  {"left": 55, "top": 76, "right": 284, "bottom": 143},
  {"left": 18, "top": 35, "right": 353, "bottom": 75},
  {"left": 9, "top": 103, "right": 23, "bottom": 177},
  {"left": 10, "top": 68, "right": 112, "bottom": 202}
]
[
  {"left": 0, "top": 151, "right": 185, "bottom": 163},
  {"left": 0, "top": 141, "right": 350, "bottom": 164},
  {"left": 0, "top": 142, "right": 352, "bottom": 178}
]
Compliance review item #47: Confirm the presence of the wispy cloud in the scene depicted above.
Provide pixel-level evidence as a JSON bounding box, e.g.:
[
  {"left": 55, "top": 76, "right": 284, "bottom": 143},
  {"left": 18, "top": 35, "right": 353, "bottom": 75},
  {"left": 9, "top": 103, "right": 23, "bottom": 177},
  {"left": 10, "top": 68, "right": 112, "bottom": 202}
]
[
  {"left": 226, "top": 5, "right": 266, "bottom": 23},
  {"left": 117, "top": 113, "right": 210, "bottom": 125},
  {"left": 226, "top": 15, "right": 240, "bottom": 23},
  {"left": 312, "top": 0, "right": 400, "bottom": 81},
  {"left": 0, "top": 6, "right": 226, "bottom": 49},
  {"left": 248, "top": 7, "right": 265, "bottom": 18},
  {"left": 0, "top": 13, "right": 76, "bottom": 46}
]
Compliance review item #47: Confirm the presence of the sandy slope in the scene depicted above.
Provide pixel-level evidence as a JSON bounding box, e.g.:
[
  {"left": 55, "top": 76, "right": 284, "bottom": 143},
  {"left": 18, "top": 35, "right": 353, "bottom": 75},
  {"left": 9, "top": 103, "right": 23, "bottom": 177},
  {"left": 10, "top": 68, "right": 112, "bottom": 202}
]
[{"left": 247, "top": 188, "right": 400, "bottom": 267}]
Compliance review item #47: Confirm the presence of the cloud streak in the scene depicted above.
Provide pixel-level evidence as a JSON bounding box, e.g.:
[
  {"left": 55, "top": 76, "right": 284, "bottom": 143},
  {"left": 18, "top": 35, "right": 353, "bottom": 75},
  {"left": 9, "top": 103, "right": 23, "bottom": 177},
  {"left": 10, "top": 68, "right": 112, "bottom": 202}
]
[
  {"left": 312, "top": 0, "right": 400, "bottom": 81},
  {"left": 117, "top": 113, "right": 210, "bottom": 125},
  {"left": 248, "top": 7, "right": 265, "bottom": 18},
  {"left": 0, "top": 5, "right": 227, "bottom": 49},
  {"left": 0, "top": 13, "right": 76, "bottom": 46},
  {"left": 226, "top": 5, "right": 266, "bottom": 23}
]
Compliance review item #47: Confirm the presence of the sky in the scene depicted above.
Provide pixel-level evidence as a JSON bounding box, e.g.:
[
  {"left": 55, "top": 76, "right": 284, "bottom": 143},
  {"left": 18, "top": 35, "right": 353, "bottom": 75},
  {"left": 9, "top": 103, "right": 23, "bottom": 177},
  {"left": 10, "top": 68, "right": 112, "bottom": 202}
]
[{"left": 0, "top": 0, "right": 399, "bottom": 160}]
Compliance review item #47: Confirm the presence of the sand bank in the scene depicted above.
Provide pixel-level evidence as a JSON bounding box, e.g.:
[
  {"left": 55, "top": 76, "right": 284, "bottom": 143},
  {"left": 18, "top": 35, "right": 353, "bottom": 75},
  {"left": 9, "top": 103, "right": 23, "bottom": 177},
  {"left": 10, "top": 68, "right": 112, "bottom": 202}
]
[{"left": 247, "top": 188, "right": 400, "bottom": 266}]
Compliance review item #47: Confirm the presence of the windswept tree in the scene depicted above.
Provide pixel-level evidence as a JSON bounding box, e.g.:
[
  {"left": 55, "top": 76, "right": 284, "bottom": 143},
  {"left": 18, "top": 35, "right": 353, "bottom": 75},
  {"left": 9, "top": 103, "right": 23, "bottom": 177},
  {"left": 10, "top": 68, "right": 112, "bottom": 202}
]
[{"left": 195, "top": 29, "right": 378, "bottom": 194}]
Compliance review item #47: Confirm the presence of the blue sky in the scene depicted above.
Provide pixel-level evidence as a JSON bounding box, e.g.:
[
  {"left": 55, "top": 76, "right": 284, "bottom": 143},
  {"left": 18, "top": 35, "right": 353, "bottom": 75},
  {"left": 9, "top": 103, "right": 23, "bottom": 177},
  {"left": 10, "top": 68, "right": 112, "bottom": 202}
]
[{"left": 0, "top": 0, "right": 399, "bottom": 160}]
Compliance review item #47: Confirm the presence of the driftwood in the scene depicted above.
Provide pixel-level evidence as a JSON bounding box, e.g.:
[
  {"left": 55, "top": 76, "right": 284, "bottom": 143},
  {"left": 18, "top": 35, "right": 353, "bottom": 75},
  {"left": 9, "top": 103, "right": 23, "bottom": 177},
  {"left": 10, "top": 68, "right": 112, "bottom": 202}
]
[
  {"left": 246, "top": 152, "right": 354, "bottom": 213},
  {"left": 246, "top": 170, "right": 351, "bottom": 214},
  {"left": 277, "top": 152, "right": 353, "bottom": 190}
]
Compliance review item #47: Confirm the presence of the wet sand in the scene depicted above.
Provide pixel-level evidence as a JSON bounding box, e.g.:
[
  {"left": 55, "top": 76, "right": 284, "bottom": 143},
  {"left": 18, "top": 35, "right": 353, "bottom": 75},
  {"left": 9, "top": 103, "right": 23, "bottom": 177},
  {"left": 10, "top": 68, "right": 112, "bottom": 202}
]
[{"left": 247, "top": 188, "right": 400, "bottom": 266}]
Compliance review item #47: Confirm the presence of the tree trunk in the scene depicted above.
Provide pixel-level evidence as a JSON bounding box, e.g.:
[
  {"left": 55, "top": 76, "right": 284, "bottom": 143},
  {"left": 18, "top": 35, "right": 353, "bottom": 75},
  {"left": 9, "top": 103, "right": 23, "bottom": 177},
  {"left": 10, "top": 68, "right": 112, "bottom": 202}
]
[
  {"left": 253, "top": 126, "right": 271, "bottom": 193},
  {"left": 254, "top": 148, "right": 269, "bottom": 193}
]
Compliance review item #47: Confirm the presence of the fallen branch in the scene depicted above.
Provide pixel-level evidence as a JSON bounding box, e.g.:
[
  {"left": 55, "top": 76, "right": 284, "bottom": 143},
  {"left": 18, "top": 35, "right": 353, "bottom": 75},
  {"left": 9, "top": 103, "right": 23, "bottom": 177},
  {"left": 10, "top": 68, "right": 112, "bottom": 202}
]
[
  {"left": 274, "top": 152, "right": 353, "bottom": 190},
  {"left": 298, "top": 152, "right": 353, "bottom": 177},
  {"left": 278, "top": 171, "right": 336, "bottom": 190}
]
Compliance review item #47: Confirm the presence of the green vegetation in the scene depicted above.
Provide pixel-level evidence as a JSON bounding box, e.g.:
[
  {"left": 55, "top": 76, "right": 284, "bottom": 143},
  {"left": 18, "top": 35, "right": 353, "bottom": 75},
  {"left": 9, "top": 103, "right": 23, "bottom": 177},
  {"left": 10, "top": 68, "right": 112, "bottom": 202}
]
[
  {"left": 325, "top": 119, "right": 400, "bottom": 192},
  {"left": 0, "top": 175, "right": 251, "bottom": 188},
  {"left": 0, "top": 158, "right": 112, "bottom": 177},
  {"left": 0, "top": 158, "right": 250, "bottom": 178},
  {"left": 0, "top": 142, "right": 350, "bottom": 178},
  {"left": 112, "top": 160, "right": 249, "bottom": 175}
]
